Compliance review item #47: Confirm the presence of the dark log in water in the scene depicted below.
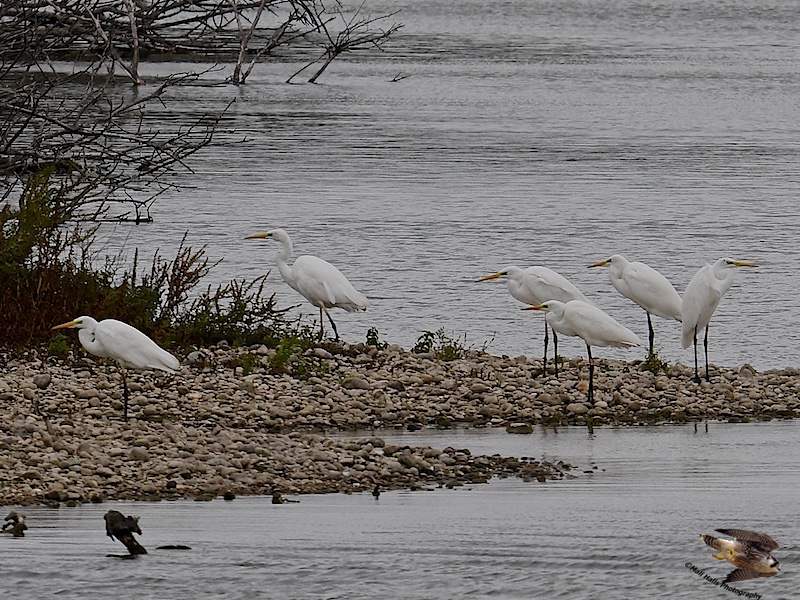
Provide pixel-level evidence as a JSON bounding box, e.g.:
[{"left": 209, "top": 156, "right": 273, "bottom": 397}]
[
  {"left": 2, "top": 511, "right": 27, "bottom": 537},
  {"left": 104, "top": 510, "right": 147, "bottom": 556}
]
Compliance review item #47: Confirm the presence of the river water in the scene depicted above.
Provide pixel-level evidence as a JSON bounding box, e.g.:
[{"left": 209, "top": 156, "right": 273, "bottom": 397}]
[
  {"left": 17, "top": 2, "right": 796, "bottom": 597},
  {"left": 89, "top": 0, "right": 800, "bottom": 371},
  {"left": 2, "top": 421, "right": 798, "bottom": 599}
]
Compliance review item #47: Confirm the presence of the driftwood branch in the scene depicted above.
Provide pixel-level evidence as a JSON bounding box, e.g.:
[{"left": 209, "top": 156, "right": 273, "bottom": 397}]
[
  {"left": 104, "top": 510, "right": 147, "bottom": 556},
  {"left": 0, "top": 0, "right": 401, "bottom": 219},
  {"left": 1, "top": 1, "right": 402, "bottom": 84},
  {"left": 286, "top": 1, "right": 402, "bottom": 83}
]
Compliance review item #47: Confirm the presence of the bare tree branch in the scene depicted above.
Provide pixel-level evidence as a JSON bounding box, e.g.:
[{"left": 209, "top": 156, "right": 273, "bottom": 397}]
[{"left": 0, "top": 0, "right": 402, "bottom": 220}]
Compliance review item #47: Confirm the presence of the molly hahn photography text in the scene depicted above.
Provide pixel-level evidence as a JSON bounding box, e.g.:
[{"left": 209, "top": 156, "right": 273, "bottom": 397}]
[{"left": 685, "top": 562, "right": 763, "bottom": 599}]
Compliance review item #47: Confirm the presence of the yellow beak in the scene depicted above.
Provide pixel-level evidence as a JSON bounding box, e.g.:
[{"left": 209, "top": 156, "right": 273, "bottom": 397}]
[
  {"left": 729, "top": 260, "right": 757, "bottom": 268},
  {"left": 587, "top": 259, "right": 610, "bottom": 268},
  {"left": 244, "top": 233, "right": 270, "bottom": 240},
  {"left": 52, "top": 320, "right": 79, "bottom": 330},
  {"left": 522, "top": 304, "right": 545, "bottom": 311},
  {"left": 475, "top": 272, "right": 503, "bottom": 283}
]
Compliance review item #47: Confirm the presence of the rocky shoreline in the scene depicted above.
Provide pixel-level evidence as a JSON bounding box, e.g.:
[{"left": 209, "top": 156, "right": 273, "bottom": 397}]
[{"left": 1, "top": 342, "right": 797, "bottom": 507}]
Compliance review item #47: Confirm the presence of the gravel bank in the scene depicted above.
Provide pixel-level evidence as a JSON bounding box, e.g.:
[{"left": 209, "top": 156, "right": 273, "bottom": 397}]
[{"left": 1, "top": 342, "right": 796, "bottom": 506}]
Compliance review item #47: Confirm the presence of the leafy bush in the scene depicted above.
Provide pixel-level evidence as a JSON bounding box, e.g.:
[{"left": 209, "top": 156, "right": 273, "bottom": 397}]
[
  {"left": 641, "top": 349, "right": 670, "bottom": 375},
  {"left": 267, "top": 336, "right": 329, "bottom": 379},
  {"left": 412, "top": 328, "right": 466, "bottom": 361},
  {"left": 171, "top": 276, "right": 311, "bottom": 348},
  {"left": 365, "top": 327, "right": 388, "bottom": 350},
  {"left": 0, "top": 170, "right": 315, "bottom": 352}
]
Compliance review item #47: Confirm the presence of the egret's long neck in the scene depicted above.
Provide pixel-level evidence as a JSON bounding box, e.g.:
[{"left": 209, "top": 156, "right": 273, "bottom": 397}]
[
  {"left": 78, "top": 327, "right": 106, "bottom": 357},
  {"left": 712, "top": 260, "right": 729, "bottom": 280},
  {"left": 274, "top": 236, "right": 298, "bottom": 290},
  {"left": 609, "top": 258, "right": 627, "bottom": 280}
]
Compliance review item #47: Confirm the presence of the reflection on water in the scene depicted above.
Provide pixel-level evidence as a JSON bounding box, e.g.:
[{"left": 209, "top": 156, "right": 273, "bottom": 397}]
[{"left": 3, "top": 421, "right": 799, "bottom": 599}]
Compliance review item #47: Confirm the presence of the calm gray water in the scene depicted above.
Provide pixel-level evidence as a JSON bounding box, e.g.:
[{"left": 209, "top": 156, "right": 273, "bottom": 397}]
[
  {"left": 93, "top": 0, "right": 800, "bottom": 371},
  {"left": 3, "top": 421, "right": 799, "bottom": 599},
  {"left": 19, "top": 3, "right": 797, "bottom": 596}
]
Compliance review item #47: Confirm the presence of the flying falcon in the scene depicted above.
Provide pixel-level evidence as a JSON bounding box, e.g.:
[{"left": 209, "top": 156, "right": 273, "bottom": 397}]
[{"left": 700, "top": 528, "right": 781, "bottom": 583}]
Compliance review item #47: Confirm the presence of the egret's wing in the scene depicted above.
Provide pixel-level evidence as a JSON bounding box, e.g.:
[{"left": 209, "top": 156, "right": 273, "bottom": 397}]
[
  {"left": 716, "top": 529, "right": 779, "bottom": 551},
  {"left": 681, "top": 265, "right": 722, "bottom": 348},
  {"left": 95, "top": 320, "right": 179, "bottom": 372},
  {"left": 625, "top": 263, "right": 682, "bottom": 321},
  {"left": 523, "top": 267, "right": 589, "bottom": 304},
  {"left": 566, "top": 301, "right": 641, "bottom": 348},
  {"left": 293, "top": 255, "right": 369, "bottom": 311}
]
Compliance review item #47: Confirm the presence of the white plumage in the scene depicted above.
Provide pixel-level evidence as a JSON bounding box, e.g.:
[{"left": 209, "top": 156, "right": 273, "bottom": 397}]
[
  {"left": 681, "top": 258, "right": 756, "bottom": 381},
  {"left": 525, "top": 300, "right": 641, "bottom": 403},
  {"left": 590, "top": 254, "right": 682, "bottom": 321},
  {"left": 246, "top": 228, "right": 369, "bottom": 339},
  {"left": 52, "top": 316, "right": 179, "bottom": 420},
  {"left": 477, "top": 265, "right": 589, "bottom": 376},
  {"left": 589, "top": 254, "right": 682, "bottom": 357}
]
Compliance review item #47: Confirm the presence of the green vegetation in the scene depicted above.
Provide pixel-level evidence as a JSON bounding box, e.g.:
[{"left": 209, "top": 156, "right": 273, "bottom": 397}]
[
  {"left": 641, "top": 349, "right": 670, "bottom": 375},
  {"left": 412, "top": 328, "right": 466, "bottom": 362},
  {"left": 239, "top": 353, "right": 257, "bottom": 376},
  {"left": 267, "top": 336, "right": 330, "bottom": 379},
  {"left": 46, "top": 333, "right": 71, "bottom": 359},
  {"left": 365, "top": 327, "right": 388, "bottom": 350},
  {"left": 268, "top": 337, "right": 308, "bottom": 373},
  {"left": 0, "top": 171, "right": 317, "bottom": 354}
]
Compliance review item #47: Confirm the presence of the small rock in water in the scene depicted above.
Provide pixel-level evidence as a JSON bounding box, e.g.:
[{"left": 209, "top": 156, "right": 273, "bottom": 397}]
[{"left": 506, "top": 423, "right": 534, "bottom": 434}]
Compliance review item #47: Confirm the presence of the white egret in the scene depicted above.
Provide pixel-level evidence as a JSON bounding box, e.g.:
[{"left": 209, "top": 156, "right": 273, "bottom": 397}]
[
  {"left": 245, "top": 229, "right": 370, "bottom": 340},
  {"left": 477, "top": 266, "right": 589, "bottom": 377},
  {"left": 588, "top": 254, "right": 682, "bottom": 357},
  {"left": 681, "top": 258, "right": 757, "bottom": 382},
  {"left": 52, "top": 316, "right": 180, "bottom": 421},
  {"left": 524, "top": 300, "right": 641, "bottom": 404}
]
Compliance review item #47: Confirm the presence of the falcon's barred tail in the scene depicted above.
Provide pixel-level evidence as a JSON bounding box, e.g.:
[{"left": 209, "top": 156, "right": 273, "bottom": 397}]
[{"left": 701, "top": 534, "right": 724, "bottom": 551}]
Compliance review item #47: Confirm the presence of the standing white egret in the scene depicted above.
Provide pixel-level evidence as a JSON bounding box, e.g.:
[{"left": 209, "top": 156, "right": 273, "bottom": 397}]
[
  {"left": 588, "top": 254, "right": 682, "bottom": 357},
  {"left": 476, "top": 266, "right": 589, "bottom": 377},
  {"left": 52, "top": 316, "right": 180, "bottom": 421},
  {"left": 245, "top": 229, "right": 370, "bottom": 340},
  {"left": 523, "top": 300, "right": 641, "bottom": 404},
  {"left": 681, "top": 258, "right": 757, "bottom": 382}
]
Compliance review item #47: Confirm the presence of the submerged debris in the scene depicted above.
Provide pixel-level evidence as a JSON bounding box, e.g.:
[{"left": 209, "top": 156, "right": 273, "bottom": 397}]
[
  {"left": 2, "top": 511, "right": 27, "bottom": 537},
  {"left": 104, "top": 510, "right": 147, "bottom": 556}
]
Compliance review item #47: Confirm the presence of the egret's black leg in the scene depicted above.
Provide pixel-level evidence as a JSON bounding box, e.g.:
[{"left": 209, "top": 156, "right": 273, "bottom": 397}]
[
  {"left": 122, "top": 369, "right": 129, "bottom": 422},
  {"left": 704, "top": 326, "right": 710, "bottom": 382},
  {"left": 692, "top": 328, "right": 700, "bottom": 383},
  {"left": 647, "top": 312, "right": 655, "bottom": 358},
  {"left": 318, "top": 307, "right": 325, "bottom": 340},
  {"left": 586, "top": 344, "right": 594, "bottom": 404},
  {"left": 553, "top": 330, "right": 559, "bottom": 379},
  {"left": 542, "top": 321, "right": 549, "bottom": 377},
  {"left": 324, "top": 308, "right": 340, "bottom": 341}
]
